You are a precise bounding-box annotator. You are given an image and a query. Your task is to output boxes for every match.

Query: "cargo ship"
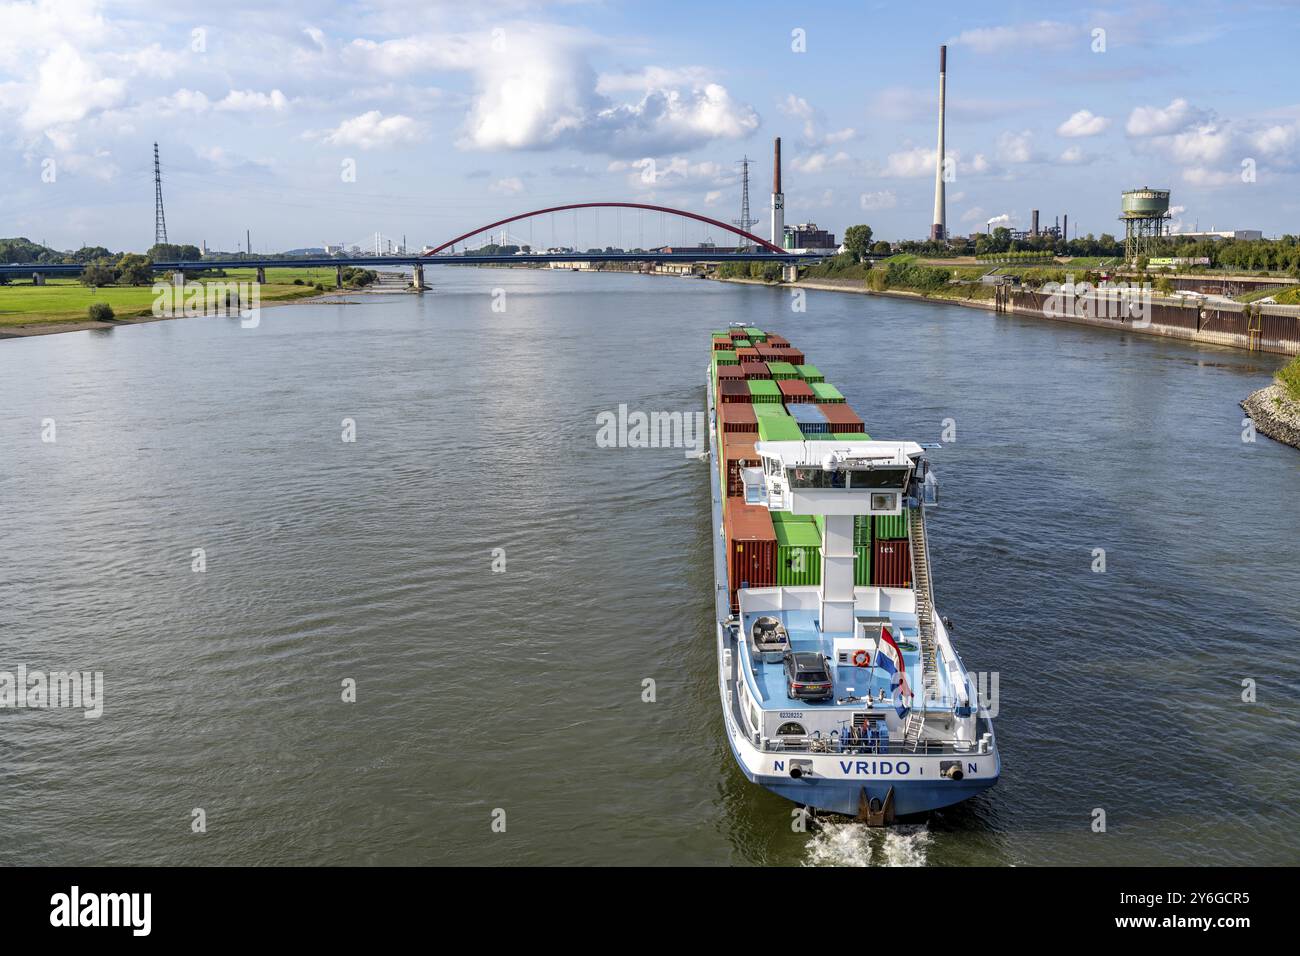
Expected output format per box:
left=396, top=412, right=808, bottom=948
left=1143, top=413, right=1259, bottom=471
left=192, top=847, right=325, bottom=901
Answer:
left=707, top=325, right=999, bottom=822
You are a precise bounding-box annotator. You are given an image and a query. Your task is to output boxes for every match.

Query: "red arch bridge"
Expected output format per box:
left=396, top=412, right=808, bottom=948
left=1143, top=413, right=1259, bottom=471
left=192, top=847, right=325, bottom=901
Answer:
left=2, top=202, right=820, bottom=287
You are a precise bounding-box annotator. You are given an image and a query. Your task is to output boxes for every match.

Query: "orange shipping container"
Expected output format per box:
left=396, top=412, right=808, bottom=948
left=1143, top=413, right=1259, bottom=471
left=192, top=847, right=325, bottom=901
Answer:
left=724, top=498, right=776, bottom=611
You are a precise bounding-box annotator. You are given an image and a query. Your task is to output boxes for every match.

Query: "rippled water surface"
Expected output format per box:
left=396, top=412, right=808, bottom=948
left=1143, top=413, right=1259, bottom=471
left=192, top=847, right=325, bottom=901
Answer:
left=2, top=270, right=1297, bottom=865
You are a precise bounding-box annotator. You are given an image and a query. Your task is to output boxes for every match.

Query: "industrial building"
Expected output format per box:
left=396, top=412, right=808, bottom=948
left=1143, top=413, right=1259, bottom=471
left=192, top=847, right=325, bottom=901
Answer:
left=1171, top=229, right=1263, bottom=242
left=782, top=222, right=838, bottom=255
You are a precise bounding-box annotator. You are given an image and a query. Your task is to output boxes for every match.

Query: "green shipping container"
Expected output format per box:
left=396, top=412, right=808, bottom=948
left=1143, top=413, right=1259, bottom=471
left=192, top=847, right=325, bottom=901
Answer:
left=754, top=402, right=789, bottom=417
left=732, top=338, right=752, bottom=348
left=811, top=382, right=846, bottom=403
left=795, top=364, right=825, bottom=383
left=757, top=414, right=805, bottom=442
left=832, top=431, right=872, bottom=440
left=874, top=510, right=910, bottom=540
left=854, top=546, right=872, bottom=586
left=766, top=361, right=799, bottom=380
left=853, top=515, right=872, bottom=548
left=747, top=380, right=783, bottom=404
left=773, top=515, right=822, bottom=586
left=713, top=350, right=739, bottom=366
left=744, top=326, right=766, bottom=341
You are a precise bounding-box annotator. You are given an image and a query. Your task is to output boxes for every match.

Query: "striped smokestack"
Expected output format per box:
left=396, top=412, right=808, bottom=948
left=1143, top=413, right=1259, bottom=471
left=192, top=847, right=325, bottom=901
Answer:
left=929, top=44, right=947, bottom=242
left=770, top=136, right=784, bottom=247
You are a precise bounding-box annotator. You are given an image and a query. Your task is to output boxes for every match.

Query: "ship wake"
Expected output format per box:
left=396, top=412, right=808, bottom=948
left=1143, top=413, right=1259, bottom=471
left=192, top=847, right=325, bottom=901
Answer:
left=803, top=821, right=932, bottom=867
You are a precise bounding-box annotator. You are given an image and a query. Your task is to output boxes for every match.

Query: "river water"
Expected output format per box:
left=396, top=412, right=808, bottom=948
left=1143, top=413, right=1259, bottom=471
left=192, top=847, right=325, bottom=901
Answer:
left=2, top=270, right=1297, bottom=866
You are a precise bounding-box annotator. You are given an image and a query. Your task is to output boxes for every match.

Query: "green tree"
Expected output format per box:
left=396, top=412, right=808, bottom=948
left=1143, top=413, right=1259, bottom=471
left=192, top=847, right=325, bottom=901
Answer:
left=116, top=253, right=153, bottom=285
left=79, top=259, right=117, bottom=287
left=843, top=224, right=874, bottom=262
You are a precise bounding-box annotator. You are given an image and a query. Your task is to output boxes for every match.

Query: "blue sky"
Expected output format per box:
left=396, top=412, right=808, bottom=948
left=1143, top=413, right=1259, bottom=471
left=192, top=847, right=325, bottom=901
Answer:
left=2, top=0, right=1298, bottom=252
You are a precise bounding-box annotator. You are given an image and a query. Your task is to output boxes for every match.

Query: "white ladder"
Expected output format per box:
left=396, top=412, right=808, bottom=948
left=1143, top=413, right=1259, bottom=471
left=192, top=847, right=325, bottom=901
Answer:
left=909, top=507, right=939, bottom=700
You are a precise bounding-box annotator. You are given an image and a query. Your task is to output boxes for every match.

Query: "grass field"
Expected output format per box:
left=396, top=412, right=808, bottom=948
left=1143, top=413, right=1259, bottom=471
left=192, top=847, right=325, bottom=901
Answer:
left=0, top=268, right=339, bottom=328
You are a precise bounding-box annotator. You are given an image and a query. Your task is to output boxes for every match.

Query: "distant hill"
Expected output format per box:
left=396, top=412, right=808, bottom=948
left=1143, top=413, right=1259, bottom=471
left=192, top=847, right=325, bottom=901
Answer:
left=0, top=237, right=64, bottom=264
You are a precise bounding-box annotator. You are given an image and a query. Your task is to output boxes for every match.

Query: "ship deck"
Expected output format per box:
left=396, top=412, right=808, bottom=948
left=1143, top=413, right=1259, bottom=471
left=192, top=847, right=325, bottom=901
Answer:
left=740, top=607, right=957, bottom=710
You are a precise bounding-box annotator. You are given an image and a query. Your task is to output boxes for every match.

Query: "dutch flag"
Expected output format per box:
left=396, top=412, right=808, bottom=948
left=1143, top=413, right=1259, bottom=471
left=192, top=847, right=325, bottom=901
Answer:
left=874, top=626, right=913, bottom=717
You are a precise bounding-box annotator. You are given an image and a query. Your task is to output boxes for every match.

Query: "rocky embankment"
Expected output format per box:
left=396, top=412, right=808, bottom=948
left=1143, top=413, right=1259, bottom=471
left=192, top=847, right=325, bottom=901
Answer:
left=1242, top=384, right=1300, bottom=450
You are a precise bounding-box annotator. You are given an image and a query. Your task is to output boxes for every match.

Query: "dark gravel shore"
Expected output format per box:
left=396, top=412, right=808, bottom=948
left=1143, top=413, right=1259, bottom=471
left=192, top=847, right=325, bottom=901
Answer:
left=1242, top=383, right=1300, bottom=450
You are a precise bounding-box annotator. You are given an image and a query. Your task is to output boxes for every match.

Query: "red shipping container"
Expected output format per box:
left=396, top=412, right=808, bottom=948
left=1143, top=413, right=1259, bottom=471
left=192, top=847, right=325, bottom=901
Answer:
left=783, top=349, right=805, bottom=366
left=712, top=336, right=733, bottom=351
left=736, top=347, right=760, bottom=363
left=756, top=346, right=783, bottom=363
left=765, top=334, right=790, bottom=347
left=817, top=403, right=865, bottom=430
left=725, top=498, right=776, bottom=610
left=719, top=379, right=752, bottom=404
left=740, top=362, right=771, bottom=380
left=720, top=402, right=758, bottom=434
left=777, top=379, right=815, bottom=403
left=729, top=328, right=749, bottom=340
left=873, top=540, right=913, bottom=588
left=722, top=436, right=759, bottom=495
left=716, top=365, right=745, bottom=381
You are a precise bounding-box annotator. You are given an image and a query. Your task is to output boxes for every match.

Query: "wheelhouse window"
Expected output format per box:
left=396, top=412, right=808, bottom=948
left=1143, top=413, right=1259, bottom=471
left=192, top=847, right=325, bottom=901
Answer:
left=776, top=722, right=807, bottom=737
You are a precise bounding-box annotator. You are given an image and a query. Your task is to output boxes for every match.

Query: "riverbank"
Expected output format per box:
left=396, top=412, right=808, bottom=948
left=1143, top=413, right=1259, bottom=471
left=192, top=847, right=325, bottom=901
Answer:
left=1242, top=384, right=1300, bottom=449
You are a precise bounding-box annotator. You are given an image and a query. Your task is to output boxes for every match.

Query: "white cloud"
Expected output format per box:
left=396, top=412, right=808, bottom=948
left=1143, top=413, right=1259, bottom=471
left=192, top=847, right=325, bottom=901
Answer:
left=996, top=130, right=1039, bottom=164
left=20, top=43, right=124, bottom=132
left=859, top=190, right=897, bottom=211
left=1058, top=145, right=1095, bottom=165
left=1057, top=109, right=1110, bottom=138
left=596, top=66, right=714, bottom=95
left=216, top=89, right=289, bottom=112
left=881, top=146, right=988, bottom=178
left=791, top=151, right=850, bottom=174
left=1126, top=98, right=1204, bottom=137
left=320, top=111, right=426, bottom=149
left=489, top=176, right=524, bottom=195
left=950, top=21, right=1082, bottom=54
left=703, top=189, right=722, bottom=206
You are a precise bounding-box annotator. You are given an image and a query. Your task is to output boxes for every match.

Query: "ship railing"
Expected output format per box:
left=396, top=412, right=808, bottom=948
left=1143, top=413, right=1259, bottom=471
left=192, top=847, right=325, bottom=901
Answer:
left=760, top=736, right=989, bottom=756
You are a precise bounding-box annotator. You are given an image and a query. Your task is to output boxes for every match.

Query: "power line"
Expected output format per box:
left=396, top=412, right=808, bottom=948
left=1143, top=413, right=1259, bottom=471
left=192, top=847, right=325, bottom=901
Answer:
left=153, top=143, right=168, bottom=246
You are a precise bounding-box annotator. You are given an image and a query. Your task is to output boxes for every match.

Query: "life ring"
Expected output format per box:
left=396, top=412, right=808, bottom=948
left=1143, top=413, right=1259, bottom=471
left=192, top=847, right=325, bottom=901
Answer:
left=852, top=649, right=870, bottom=667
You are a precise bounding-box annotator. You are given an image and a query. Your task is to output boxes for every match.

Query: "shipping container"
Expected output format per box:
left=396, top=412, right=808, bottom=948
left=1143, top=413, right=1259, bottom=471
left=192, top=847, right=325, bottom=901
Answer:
left=725, top=498, right=777, bottom=610
left=817, top=403, right=865, bottom=430
left=784, top=349, right=806, bottom=366
left=719, top=379, right=751, bottom=404
left=732, top=338, right=752, bottom=349
left=854, top=545, right=872, bottom=587
left=832, top=431, right=872, bottom=440
left=854, top=514, right=872, bottom=548
left=795, top=364, right=825, bottom=383
left=728, top=328, right=749, bottom=340
left=785, top=402, right=830, bottom=436
left=736, top=347, right=760, bottom=364
left=743, top=327, right=766, bottom=341
left=766, top=361, right=799, bottom=380
left=811, top=382, right=846, bottom=404
left=755, top=346, right=784, bottom=364
left=712, top=336, right=732, bottom=351
left=713, top=349, right=739, bottom=366
left=740, top=361, right=771, bottom=380
left=722, top=436, right=759, bottom=496
left=772, top=513, right=822, bottom=586
left=719, top=402, right=758, bottom=434
left=715, top=364, right=745, bottom=381
left=777, top=379, right=815, bottom=404
left=765, top=333, right=790, bottom=348
left=874, top=509, right=910, bottom=540
left=757, top=413, right=805, bottom=442
left=873, top=539, right=912, bottom=588
left=747, top=379, right=783, bottom=404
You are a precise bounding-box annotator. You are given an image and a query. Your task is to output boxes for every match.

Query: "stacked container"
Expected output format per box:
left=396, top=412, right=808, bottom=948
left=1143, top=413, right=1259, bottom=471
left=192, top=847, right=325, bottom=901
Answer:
left=785, top=402, right=831, bottom=437
left=716, top=365, right=744, bottom=382
left=722, top=437, right=759, bottom=496
left=873, top=539, right=912, bottom=588
left=818, top=403, right=865, bottom=431
left=777, top=379, right=815, bottom=404
left=719, top=380, right=751, bottom=404
left=766, top=361, right=799, bottom=381
left=747, top=380, right=783, bottom=404
left=811, top=382, right=846, bottom=404
left=740, top=362, right=771, bottom=380
left=724, top=498, right=776, bottom=611
left=772, top=513, right=822, bottom=586
left=756, top=412, right=805, bottom=443
left=874, top=510, right=909, bottom=540
left=720, top=402, right=758, bottom=434
left=796, top=364, right=825, bottom=383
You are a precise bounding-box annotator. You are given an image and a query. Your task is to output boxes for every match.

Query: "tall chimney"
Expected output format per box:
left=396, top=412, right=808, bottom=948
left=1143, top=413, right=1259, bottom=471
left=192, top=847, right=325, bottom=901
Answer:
left=771, top=136, right=784, bottom=247
left=1063, top=213, right=1068, bottom=243
left=1031, top=209, right=1040, bottom=238
left=929, top=45, right=947, bottom=242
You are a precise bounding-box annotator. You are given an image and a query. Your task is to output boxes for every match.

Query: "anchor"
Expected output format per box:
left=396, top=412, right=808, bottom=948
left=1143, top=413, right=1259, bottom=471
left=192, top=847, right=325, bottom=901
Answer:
left=857, top=785, right=896, bottom=827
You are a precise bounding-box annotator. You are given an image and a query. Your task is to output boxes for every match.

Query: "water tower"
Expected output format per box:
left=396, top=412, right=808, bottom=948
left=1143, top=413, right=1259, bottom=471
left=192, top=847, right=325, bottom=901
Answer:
left=1120, top=187, right=1171, bottom=263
